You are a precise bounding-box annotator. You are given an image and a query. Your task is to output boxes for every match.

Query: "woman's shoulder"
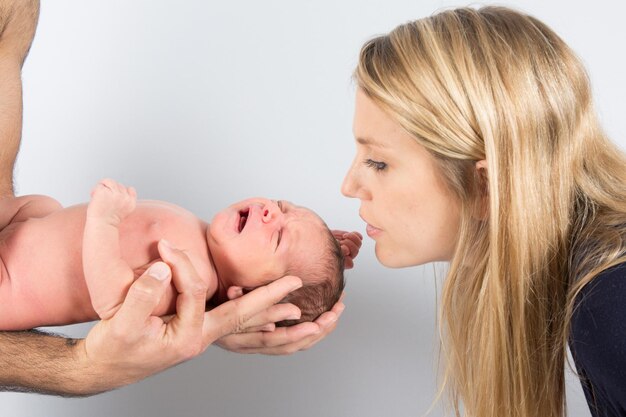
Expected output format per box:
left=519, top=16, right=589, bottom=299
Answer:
left=570, top=261, right=626, bottom=414
left=572, top=262, right=626, bottom=321
left=571, top=261, right=626, bottom=344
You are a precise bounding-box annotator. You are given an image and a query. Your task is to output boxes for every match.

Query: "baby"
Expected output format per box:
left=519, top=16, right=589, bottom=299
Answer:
left=0, top=179, right=345, bottom=330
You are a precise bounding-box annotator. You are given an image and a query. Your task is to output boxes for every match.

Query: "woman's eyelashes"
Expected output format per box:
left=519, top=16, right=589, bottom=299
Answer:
left=364, top=158, right=388, bottom=172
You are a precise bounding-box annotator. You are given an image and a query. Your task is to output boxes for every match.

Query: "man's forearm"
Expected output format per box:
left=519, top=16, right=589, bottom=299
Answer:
left=0, top=330, right=101, bottom=397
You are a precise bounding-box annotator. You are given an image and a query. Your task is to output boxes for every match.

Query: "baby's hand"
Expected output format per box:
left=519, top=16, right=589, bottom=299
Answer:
left=87, top=178, right=137, bottom=225
left=331, top=230, right=363, bottom=269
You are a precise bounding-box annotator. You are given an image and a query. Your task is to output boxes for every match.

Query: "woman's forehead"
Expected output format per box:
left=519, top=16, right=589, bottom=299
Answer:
left=353, top=90, right=418, bottom=152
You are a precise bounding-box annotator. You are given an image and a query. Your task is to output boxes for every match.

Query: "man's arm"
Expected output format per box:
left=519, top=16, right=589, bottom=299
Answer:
left=0, top=330, right=87, bottom=396
left=0, top=0, right=38, bottom=198
left=0, top=244, right=306, bottom=396
left=0, top=0, right=102, bottom=396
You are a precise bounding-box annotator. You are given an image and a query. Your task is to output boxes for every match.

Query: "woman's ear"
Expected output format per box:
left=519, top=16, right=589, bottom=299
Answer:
left=475, top=160, right=487, bottom=173
left=474, top=159, right=489, bottom=219
left=475, top=160, right=488, bottom=196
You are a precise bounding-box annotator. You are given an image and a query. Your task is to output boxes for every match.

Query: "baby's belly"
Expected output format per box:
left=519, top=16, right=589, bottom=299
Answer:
left=0, top=202, right=216, bottom=329
left=0, top=211, right=95, bottom=328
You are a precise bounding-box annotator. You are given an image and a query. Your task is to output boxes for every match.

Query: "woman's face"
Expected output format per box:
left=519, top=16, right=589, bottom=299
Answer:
left=341, top=89, right=461, bottom=267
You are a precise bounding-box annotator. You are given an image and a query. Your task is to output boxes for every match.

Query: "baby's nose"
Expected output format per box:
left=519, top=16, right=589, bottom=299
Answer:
left=261, top=205, right=280, bottom=224
left=262, top=207, right=273, bottom=223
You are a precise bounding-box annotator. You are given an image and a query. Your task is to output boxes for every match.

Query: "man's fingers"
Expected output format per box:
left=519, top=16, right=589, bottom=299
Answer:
left=113, top=262, right=172, bottom=332
left=313, top=309, right=340, bottom=332
left=217, top=322, right=320, bottom=353
left=203, top=275, right=302, bottom=343
left=157, top=240, right=207, bottom=339
left=238, top=302, right=301, bottom=329
left=245, top=323, right=276, bottom=333
left=295, top=302, right=344, bottom=350
left=242, top=300, right=344, bottom=353
left=249, top=311, right=341, bottom=354
left=237, top=325, right=328, bottom=355
left=297, top=321, right=339, bottom=351
left=217, top=295, right=346, bottom=354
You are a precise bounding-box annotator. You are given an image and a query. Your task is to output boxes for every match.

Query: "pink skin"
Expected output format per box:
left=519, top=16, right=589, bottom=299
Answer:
left=207, top=198, right=330, bottom=303
left=342, top=89, right=463, bottom=267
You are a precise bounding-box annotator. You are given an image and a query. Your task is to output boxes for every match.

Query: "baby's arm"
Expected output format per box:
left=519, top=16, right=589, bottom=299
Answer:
left=83, top=179, right=137, bottom=320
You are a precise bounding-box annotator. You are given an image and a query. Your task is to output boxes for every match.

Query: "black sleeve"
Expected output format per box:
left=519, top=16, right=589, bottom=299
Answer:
left=570, top=262, right=626, bottom=416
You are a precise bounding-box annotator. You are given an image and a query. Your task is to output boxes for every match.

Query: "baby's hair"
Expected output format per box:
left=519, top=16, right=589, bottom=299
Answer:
left=276, top=227, right=345, bottom=327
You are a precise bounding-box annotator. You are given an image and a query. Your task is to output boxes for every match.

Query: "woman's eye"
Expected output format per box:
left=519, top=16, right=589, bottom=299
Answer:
left=364, top=158, right=387, bottom=171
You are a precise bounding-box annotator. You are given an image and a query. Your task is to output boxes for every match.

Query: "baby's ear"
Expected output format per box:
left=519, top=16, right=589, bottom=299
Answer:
left=226, top=286, right=245, bottom=300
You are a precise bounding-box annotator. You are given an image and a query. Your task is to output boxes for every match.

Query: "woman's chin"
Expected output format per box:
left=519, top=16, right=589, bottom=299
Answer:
left=375, top=246, right=405, bottom=268
left=375, top=245, right=430, bottom=268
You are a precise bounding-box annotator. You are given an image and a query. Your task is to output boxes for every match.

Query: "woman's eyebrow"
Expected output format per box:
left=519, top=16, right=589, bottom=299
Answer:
left=356, top=136, right=388, bottom=148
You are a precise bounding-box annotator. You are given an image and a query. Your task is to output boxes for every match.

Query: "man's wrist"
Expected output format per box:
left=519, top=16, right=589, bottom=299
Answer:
left=63, top=338, right=108, bottom=397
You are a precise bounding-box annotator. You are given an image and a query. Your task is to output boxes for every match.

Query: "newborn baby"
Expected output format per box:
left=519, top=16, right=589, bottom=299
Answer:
left=0, top=179, right=345, bottom=330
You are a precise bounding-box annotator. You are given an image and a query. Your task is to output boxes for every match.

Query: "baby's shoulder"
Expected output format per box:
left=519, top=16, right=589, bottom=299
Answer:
left=0, top=194, right=62, bottom=229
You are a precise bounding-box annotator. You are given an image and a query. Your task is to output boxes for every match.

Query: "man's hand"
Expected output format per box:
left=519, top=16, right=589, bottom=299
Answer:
left=214, top=293, right=345, bottom=355
left=73, top=240, right=304, bottom=394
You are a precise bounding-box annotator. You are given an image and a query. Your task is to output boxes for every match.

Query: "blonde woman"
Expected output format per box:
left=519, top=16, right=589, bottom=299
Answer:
left=343, top=6, right=625, bottom=417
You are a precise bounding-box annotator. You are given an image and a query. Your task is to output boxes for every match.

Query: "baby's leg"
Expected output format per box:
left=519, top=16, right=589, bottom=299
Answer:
left=83, top=179, right=137, bottom=320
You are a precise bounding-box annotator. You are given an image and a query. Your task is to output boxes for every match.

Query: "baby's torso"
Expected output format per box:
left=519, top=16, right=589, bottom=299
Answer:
left=0, top=200, right=217, bottom=328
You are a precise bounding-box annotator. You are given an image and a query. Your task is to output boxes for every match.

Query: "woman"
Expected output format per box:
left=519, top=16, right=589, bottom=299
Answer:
left=342, top=6, right=626, bottom=417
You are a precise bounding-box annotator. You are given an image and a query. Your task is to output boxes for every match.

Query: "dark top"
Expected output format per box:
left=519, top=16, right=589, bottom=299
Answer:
left=570, top=262, right=626, bottom=416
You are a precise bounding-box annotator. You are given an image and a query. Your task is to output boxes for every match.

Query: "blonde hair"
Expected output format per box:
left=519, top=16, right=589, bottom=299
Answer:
left=355, top=6, right=626, bottom=417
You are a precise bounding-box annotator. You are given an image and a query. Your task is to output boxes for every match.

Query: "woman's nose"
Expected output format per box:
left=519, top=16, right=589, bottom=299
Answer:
left=341, top=162, right=360, bottom=198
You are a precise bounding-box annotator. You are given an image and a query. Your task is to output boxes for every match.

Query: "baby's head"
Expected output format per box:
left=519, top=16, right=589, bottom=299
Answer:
left=207, top=198, right=345, bottom=325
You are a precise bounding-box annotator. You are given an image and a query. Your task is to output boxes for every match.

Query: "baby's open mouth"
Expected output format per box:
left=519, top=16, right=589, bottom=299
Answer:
left=238, top=208, right=250, bottom=233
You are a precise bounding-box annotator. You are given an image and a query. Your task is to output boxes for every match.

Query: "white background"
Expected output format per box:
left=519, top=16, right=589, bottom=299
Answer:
left=3, top=1, right=625, bottom=416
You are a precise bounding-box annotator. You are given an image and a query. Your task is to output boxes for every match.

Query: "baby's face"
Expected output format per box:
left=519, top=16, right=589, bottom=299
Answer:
left=207, top=198, right=329, bottom=289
